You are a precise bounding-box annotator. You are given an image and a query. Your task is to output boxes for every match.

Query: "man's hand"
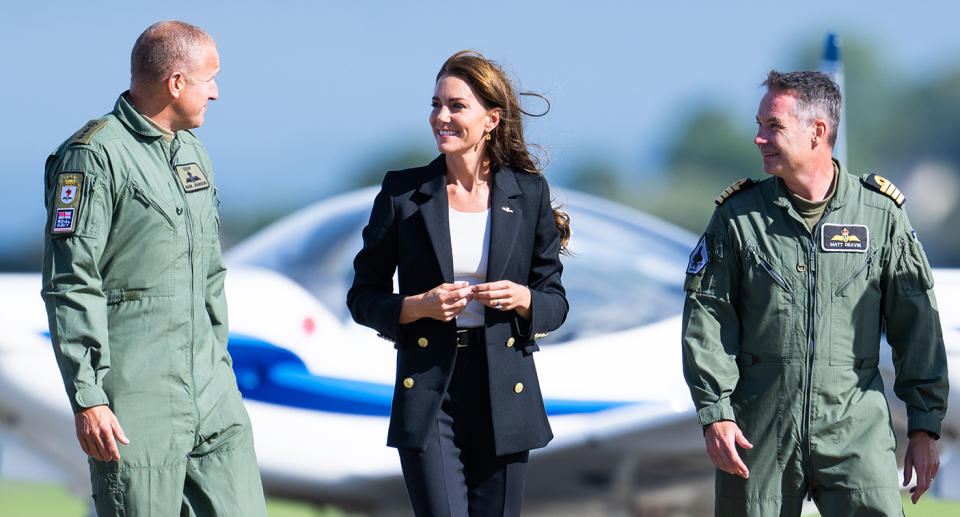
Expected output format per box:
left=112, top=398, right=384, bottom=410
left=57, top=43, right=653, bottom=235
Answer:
left=705, top=420, right=752, bottom=479
left=75, top=405, right=129, bottom=462
left=903, top=431, right=939, bottom=504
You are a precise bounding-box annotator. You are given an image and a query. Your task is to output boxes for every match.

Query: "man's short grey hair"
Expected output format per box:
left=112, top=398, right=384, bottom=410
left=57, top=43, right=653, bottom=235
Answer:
left=763, top=70, right=842, bottom=147
left=131, top=21, right=215, bottom=86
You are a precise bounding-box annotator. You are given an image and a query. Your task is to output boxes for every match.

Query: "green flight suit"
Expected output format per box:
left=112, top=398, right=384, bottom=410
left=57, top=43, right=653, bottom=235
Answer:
left=41, top=93, right=266, bottom=516
left=682, top=160, right=948, bottom=517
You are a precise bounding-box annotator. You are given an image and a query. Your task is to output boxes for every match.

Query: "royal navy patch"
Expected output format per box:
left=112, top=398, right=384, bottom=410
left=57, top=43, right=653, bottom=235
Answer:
left=686, top=235, right=709, bottom=274
left=175, top=163, right=210, bottom=192
left=821, top=223, right=869, bottom=253
left=715, top=178, right=755, bottom=205
left=863, top=174, right=905, bottom=207
left=69, top=119, right=107, bottom=146
left=51, top=172, right=84, bottom=235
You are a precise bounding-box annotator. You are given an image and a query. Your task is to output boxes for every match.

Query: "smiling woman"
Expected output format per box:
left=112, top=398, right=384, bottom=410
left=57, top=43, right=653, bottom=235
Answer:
left=346, top=50, right=570, bottom=517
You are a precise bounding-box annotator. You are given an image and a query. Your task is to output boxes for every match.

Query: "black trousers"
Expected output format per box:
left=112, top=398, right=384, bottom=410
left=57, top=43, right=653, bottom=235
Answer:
left=398, top=341, right=529, bottom=517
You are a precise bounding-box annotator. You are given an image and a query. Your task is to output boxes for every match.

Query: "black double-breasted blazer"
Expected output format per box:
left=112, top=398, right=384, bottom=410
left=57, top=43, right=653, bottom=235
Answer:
left=347, top=155, right=568, bottom=456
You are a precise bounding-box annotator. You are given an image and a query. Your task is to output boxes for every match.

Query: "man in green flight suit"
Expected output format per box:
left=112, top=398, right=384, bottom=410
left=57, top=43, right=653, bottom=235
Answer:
left=682, top=70, right=948, bottom=516
left=41, top=21, right=267, bottom=516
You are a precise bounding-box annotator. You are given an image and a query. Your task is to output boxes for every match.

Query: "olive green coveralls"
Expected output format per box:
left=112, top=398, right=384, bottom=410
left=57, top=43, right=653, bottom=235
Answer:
left=682, top=161, right=948, bottom=516
left=41, top=93, right=266, bottom=516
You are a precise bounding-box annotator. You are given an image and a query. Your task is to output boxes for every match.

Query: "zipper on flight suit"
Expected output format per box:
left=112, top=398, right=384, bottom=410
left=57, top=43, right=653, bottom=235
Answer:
left=751, top=248, right=790, bottom=291
left=800, top=211, right=830, bottom=501
left=131, top=183, right=175, bottom=227
left=165, top=139, right=202, bottom=442
left=835, top=250, right=877, bottom=296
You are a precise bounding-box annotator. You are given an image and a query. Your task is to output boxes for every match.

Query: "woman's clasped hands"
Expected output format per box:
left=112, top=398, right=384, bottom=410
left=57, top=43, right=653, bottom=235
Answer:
left=400, top=281, right=531, bottom=323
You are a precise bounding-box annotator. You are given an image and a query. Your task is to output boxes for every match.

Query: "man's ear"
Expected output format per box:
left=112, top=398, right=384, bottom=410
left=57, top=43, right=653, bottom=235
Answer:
left=812, top=118, right=828, bottom=148
left=167, top=72, right=186, bottom=99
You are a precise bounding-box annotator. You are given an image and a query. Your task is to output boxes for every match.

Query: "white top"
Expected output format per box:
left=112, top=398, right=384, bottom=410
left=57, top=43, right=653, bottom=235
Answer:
left=448, top=206, right=491, bottom=328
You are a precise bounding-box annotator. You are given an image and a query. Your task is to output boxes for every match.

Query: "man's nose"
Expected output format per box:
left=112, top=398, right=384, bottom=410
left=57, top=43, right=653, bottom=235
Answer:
left=209, top=81, right=219, bottom=101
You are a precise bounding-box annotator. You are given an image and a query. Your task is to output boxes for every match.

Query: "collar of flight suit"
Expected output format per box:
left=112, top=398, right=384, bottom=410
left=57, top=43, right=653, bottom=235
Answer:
left=771, top=157, right=853, bottom=214
left=113, top=91, right=171, bottom=141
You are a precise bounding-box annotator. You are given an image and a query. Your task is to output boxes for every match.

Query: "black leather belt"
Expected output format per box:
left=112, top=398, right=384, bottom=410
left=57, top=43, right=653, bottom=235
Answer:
left=456, top=328, right=484, bottom=348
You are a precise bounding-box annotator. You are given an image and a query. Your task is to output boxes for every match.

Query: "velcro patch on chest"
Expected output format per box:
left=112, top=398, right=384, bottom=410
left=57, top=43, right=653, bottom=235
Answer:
left=821, top=223, right=869, bottom=253
left=175, top=163, right=210, bottom=192
left=51, top=172, right=84, bottom=235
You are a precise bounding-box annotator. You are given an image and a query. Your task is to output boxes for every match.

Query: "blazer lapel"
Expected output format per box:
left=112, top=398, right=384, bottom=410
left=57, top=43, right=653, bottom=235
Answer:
left=486, top=167, right=522, bottom=281
left=415, top=157, right=454, bottom=283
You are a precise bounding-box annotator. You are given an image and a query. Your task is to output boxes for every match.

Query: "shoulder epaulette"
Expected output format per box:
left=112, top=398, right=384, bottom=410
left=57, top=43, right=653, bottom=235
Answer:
left=862, top=174, right=905, bottom=207
left=715, top=178, right=756, bottom=205
left=69, top=118, right=108, bottom=146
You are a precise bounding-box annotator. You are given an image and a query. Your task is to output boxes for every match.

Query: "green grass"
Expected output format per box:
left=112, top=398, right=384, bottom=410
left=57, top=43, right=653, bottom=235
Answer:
left=0, top=481, right=85, bottom=517
left=5, top=480, right=959, bottom=516
left=805, top=494, right=960, bottom=517
left=0, top=480, right=363, bottom=517
left=265, top=500, right=363, bottom=517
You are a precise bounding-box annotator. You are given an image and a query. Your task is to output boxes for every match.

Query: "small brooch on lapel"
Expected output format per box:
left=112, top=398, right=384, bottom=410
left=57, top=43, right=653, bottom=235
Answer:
left=501, top=206, right=514, bottom=213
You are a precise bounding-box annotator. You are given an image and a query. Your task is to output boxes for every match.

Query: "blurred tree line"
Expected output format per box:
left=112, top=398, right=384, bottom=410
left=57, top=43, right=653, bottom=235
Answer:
left=567, top=38, right=960, bottom=266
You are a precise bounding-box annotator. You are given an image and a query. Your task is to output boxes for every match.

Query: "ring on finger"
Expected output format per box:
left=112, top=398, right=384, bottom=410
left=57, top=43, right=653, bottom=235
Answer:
left=494, top=298, right=503, bottom=310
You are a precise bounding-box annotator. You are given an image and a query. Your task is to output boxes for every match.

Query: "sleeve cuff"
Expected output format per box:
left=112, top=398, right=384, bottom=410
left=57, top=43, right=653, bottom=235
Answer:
left=374, top=294, right=406, bottom=343
left=697, top=401, right=736, bottom=426
left=908, top=413, right=942, bottom=440
left=72, top=385, right=109, bottom=413
left=512, top=315, right=532, bottom=339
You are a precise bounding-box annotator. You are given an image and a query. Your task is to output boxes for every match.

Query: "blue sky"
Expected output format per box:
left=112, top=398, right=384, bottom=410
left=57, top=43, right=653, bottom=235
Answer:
left=4, top=1, right=960, bottom=261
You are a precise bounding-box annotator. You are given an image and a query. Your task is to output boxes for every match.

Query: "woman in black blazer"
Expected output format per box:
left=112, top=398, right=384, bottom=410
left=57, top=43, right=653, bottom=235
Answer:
left=347, top=50, right=569, bottom=516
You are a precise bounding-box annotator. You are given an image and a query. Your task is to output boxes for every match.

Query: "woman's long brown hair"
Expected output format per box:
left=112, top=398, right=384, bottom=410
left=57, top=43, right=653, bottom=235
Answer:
left=436, top=50, right=571, bottom=253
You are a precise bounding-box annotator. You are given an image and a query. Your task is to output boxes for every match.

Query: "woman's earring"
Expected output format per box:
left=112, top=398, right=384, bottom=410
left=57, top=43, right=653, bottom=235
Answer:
left=485, top=132, right=491, bottom=141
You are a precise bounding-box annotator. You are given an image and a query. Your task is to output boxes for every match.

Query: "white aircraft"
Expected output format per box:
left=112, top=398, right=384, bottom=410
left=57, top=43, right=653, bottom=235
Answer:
left=1, top=187, right=958, bottom=515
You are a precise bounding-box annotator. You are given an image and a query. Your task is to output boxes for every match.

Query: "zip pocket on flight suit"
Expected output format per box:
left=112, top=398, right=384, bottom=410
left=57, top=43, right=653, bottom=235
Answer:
left=131, top=183, right=175, bottom=227
left=750, top=247, right=790, bottom=292
left=101, top=183, right=176, bottom=302
left=835, top=250, right=878, bottom=296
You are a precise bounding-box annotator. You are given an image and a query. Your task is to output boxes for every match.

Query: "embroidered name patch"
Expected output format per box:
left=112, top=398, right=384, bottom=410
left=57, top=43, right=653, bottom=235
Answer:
left=686, top=235, right=709, bottom=274
left=51, top=172, right=84, bottom=235
left=175, top=163, right=209, bottom=192
left=821, top=223, right=869, bottom=253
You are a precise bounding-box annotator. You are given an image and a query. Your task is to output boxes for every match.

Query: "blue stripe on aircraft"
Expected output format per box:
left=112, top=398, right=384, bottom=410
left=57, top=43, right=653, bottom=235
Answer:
left=40, top=331, right=635, bottom=416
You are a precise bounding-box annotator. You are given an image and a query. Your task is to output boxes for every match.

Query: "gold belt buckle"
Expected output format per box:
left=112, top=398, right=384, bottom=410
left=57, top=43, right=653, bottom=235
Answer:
left=456, top=329, right=469, bottom=348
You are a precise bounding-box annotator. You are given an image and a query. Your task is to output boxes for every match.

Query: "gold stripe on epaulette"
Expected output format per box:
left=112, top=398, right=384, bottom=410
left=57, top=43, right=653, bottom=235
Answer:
left=715, top=178, right=753, bottom=205
left=533, top=333, right=548, bottom=339
left=871, top=174, right=906, bottom=207
left=69, top=119, right=107, bottom=145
